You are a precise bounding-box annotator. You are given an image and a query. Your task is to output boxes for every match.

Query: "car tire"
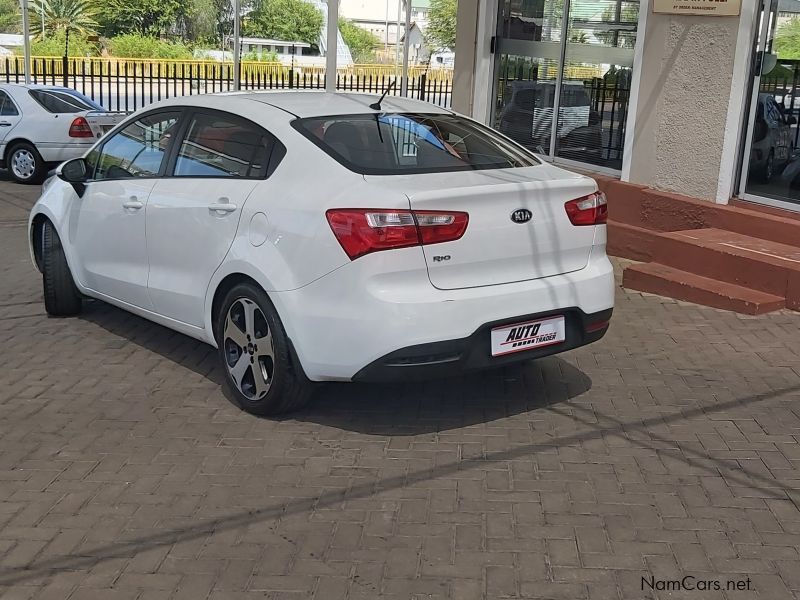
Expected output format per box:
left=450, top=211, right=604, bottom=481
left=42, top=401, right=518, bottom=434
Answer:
left=216, top=283, right=313, bottom=416
left=7, top=142, right=47, bottom=185
left=41, top=220, right=82, bottom=316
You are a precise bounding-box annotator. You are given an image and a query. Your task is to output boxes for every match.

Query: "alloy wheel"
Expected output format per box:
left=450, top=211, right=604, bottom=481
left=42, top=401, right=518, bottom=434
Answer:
left=223, top=298, right=275, bottom=400
left=11, top=149, right=35, bottom=181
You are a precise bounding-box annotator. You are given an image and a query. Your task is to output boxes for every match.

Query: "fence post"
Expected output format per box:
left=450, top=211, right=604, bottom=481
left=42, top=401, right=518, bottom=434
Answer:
left=419, top=72, right=426, bottom=102
left=62, top=55, right=68, bottom=87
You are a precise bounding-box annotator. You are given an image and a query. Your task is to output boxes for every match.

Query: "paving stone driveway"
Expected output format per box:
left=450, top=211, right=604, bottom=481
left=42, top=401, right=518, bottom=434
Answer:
left=1, top=178, right=800, bottom=600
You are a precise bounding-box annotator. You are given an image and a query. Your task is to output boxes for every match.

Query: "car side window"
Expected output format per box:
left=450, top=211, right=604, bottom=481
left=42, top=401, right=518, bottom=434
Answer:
left=92, top=112, right=180, bottom=180
left=174, top=112, right=272, bottom=178
left=0, top=91, right=19, bottom=116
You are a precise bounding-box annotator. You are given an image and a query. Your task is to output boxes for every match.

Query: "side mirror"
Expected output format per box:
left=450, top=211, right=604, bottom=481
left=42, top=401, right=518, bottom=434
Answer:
left=57, top=158, right=87, bottom=197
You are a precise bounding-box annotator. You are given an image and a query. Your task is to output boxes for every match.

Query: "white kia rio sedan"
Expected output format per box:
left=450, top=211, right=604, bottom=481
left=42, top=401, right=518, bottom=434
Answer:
left=28, top=91, right=614, bottom=415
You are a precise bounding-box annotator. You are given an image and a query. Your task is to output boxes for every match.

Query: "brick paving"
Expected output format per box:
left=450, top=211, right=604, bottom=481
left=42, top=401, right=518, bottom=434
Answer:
left=0, top=177, right=799, bottom=599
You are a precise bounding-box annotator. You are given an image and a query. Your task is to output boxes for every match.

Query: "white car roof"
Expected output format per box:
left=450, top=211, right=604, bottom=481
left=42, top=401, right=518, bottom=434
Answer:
left=0, top=83, right=79, bottom=91
left=156, top=90, right=453, bottom=118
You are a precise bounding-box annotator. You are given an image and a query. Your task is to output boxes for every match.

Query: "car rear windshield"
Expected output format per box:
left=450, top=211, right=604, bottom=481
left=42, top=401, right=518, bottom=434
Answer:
left=29, top=89, right=104, bottom=113
left=293, top=113, right=540, bottom=175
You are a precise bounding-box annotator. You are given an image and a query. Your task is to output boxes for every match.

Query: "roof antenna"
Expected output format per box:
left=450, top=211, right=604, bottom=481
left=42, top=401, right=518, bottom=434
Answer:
left=369, top=79, right=397, bottom=111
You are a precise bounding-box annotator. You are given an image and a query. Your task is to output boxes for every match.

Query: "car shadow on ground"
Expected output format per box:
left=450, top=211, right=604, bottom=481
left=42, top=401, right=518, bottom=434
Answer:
left=80, top=299, right=592, bottom=434
left=299, top=360, right=591, bottom=435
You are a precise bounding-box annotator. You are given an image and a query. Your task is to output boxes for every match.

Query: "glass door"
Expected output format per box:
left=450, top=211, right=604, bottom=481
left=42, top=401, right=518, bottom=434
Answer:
left=740, top=0, right=800, bottom=209
left=492, top=0, right=638, bottom=171
left=493, top=0, right=565, bottom=156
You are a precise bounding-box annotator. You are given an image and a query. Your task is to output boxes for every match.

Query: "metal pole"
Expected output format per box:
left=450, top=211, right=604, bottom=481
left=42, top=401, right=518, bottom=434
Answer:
left=20, top=0, right=31, bottom=84
left=394, top=0, right=401, bottom=87
left=384, top=0, right=389, bottom=50
left=233, top=0, right=241, bottom=91
left=549, top=0, right=570, bottom=158
left=325, top=0, right=338, bottom=92
left=401, top=0, right=410, bottom=96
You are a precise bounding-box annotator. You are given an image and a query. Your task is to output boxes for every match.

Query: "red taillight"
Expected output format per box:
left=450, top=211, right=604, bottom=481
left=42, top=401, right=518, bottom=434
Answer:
left=68, top=116, right=94, bottom=138
left=565, top=192, right=608, bottom=226
left=326, top=209, right=469, bottom=260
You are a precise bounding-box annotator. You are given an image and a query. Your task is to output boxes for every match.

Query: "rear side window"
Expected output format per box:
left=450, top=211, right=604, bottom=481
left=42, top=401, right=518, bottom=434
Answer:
left=0, top=91, right=18, bottom=116
left=29, top=89, right=103, bottom=113
left=293, top=113, right=540, bottom=175
left=174, top=112, right=272, bottom=178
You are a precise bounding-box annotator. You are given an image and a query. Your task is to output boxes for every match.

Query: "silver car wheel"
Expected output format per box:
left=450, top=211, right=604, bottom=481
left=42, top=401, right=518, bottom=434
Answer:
left=223, top=297, right=275, bottom=400
left=11, top=148, right=36, bottom=181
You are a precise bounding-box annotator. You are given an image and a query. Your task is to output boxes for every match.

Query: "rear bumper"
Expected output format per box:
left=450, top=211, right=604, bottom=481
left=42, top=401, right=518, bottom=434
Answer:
left=353, top=307, right=612, bottom=382
left=270, top=242, right=614, bottom=382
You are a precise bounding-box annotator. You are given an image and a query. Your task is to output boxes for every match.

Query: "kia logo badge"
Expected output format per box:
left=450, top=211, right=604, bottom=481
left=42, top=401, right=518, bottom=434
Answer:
left=510, top=209, right=533, bottom=224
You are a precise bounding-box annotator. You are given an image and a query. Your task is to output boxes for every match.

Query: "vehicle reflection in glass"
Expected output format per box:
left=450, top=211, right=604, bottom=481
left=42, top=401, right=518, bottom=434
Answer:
left=497, top=80, right=602, bottom=162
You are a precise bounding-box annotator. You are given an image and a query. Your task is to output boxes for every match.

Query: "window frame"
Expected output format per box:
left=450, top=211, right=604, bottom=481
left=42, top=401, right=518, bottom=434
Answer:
left=87, top=108, right=187, bottom=183
left=0, top=90, right=19, bottom=117
left=291, top=112, right=542, bottom=176
left=163, top=108, right=285, bottom=181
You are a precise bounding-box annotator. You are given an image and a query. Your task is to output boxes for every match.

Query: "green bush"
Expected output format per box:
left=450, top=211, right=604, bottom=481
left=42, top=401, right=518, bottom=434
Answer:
left=109, top=34, right=192, bottom=59
left=242, top=50, right=280, bottom=62
left=339, top=20, right=379, bottom=63
left=18, top=31, right=99, bottom=56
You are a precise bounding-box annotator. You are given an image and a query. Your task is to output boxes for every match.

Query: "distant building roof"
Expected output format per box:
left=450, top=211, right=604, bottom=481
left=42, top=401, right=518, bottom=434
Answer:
left=240, top=37, right=312, bottom=48
left=0, top=34, right=25, bottom=47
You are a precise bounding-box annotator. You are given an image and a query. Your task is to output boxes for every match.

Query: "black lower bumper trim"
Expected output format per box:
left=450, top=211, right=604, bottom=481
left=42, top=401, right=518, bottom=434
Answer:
left=352, top=307, right=612, bottom=382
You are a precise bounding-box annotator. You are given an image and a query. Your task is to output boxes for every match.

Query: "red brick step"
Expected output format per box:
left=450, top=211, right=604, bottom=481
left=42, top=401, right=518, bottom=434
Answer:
left=622, top=263, right=786, bottom=315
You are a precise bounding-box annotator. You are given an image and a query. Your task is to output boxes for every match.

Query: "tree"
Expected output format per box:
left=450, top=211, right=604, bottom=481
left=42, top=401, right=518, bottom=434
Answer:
left=244, top=0, right=323, bottom=47
left=180, top=0, right=232, bottom=45
left=425, top=0, right=456, bottom=51
left=23, top=30, right=98, bottom=55
left=0, top=0, right=20, bottom=33
left=776, top=17, right=800, bottom=60
left=339, top=19, right=379, bottom=63
left=99, top=0, right=190, bottom=37
left=593, top=2, right=639, bottom=49
left=31, top=0, right=98, bottom=39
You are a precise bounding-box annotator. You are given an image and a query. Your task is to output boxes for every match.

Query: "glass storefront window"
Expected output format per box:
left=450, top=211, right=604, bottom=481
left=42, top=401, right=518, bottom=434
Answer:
left=493, top=0, right=638, bottom=171
left=741, top=0, right=800, bottom=207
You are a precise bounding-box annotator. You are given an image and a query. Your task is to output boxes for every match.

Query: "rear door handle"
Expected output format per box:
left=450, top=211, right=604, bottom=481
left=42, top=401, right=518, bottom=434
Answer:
left=207, top=202, right=237, bottom=214
left=0, top=122, right=11, bottom=127
left=123, top=198, right=143, bottom=210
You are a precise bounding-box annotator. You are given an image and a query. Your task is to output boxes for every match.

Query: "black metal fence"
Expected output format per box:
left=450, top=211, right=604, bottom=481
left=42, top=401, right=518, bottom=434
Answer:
left=0, top=56, right=453, bottom=112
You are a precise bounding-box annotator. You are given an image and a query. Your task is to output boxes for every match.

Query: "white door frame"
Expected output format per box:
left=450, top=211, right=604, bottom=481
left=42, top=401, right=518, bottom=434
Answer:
left=620, top=0, right=649, bottom=181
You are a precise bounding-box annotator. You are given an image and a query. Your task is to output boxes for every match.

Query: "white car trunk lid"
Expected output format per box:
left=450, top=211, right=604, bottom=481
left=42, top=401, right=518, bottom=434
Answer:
left=84, top=111, right=127, bottom=137
left=366, top=166, right=598, bottom=290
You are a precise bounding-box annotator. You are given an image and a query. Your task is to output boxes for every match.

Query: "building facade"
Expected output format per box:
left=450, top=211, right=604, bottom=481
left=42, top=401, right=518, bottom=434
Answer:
left=453, top=0, right=800, bottom=212
left=340, top=0, right=430, bottom=48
